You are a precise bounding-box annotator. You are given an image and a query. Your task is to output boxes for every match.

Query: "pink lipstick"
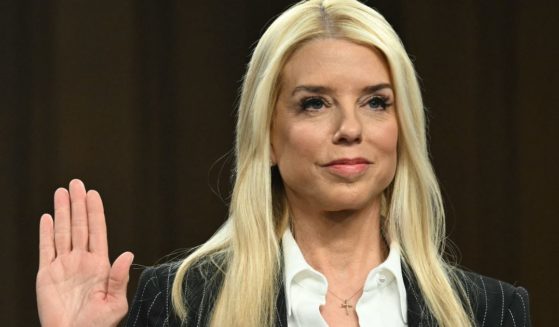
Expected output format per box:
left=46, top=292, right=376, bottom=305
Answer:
left=323, top=158, right=371, bottom=177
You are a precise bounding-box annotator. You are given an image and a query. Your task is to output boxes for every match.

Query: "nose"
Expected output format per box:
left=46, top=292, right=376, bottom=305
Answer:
left=332, top=105, right=362, bottom=145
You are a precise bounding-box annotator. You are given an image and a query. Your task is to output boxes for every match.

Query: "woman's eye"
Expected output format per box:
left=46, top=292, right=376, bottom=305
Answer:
left=367, top=96, right=390, bottom=110
left=300, top=97, right=326, bottom=110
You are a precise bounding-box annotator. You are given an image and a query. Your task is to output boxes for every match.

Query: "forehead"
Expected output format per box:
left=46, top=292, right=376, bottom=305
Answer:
left=280, top=38, right=391, bottom=88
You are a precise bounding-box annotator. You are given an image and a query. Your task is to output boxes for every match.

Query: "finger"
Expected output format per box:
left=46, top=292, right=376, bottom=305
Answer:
left=39, top=214, right=55, bottom=269
left=53, top=188, right=71, bottom=255
left=107, top=252, right=134, bottom=298
left=86, top=190, right=108, bottom=256
left=69, top=179, right=88, bottom=251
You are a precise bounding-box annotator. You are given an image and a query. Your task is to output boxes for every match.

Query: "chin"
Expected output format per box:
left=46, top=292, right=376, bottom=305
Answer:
left=318, top=191, right=380, bottom=212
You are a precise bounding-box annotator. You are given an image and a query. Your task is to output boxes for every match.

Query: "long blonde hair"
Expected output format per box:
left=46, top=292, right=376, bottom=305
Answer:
left=171, top=1, right=474, bottom=326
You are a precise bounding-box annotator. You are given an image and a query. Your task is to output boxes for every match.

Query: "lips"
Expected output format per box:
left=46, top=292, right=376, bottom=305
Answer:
left=324, top=158, right=371, bottom=166
left=323, top=158, right=371, bottom=177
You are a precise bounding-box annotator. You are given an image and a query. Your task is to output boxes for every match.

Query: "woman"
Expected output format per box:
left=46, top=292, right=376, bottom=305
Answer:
left=36, top=0, right=530, bottom=326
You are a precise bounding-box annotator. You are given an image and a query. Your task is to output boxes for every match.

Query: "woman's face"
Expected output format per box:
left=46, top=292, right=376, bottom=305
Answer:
left=271, top=38, right=398, bottom=213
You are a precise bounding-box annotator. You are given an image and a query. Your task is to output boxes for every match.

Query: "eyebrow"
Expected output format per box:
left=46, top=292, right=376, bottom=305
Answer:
left=291, top=83, right=393, bottom=96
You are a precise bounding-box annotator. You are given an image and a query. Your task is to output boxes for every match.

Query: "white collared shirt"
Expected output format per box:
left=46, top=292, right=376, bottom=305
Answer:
left=282, top=229, right=407, bottom=327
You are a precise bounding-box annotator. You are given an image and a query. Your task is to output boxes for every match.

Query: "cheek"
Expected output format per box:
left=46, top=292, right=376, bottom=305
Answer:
left=383, top=121, right=399, bottom=178
left=371, top=118, right=399, bottom=155
left=369, top=120, right=399, bottom=190
left=275, top=122, right=326, bottom=162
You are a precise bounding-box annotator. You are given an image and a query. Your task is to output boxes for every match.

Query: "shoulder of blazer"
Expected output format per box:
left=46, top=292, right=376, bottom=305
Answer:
left=125, top=260, right=224, bottom=327
left=404, top=267, right=531, bottom=327
left=460, top=270, right=531, bottom=327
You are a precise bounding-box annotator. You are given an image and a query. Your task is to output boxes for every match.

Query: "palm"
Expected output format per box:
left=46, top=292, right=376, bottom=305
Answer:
left=37, top=180, right=133, bottom=327
left=37, top=252, right=115, bottom=326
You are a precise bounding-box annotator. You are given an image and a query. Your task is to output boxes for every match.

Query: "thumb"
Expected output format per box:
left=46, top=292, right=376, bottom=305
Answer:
left=107, top=251, right=134, bottom=298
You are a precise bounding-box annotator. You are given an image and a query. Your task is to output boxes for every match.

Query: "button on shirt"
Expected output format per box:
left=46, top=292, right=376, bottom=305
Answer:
left=282, top=229, right=407, bottom=327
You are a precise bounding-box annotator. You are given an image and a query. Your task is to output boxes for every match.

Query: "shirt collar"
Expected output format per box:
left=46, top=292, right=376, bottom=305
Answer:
left=367, top=241, right=408, bottom=323
left=282, top=228, right=408, bottom=323
left=282, top=228, right=324, bottom=318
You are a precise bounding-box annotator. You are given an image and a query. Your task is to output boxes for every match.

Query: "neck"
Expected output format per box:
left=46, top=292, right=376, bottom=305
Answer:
left=289, top=199, right=388, bottom=292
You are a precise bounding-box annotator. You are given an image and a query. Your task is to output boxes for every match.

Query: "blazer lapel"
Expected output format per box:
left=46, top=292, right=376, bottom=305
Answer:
left=275, top=280, right=288, bottom=327
left=403, top=268, right=436, bottom=326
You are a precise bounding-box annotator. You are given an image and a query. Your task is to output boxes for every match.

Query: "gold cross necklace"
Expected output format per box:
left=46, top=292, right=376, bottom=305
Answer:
left=327, top=287, right=363, bottom=315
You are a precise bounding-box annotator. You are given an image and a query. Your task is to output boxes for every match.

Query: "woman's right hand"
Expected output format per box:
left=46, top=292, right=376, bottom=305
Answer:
left=36, top=179, right=134, bottom=327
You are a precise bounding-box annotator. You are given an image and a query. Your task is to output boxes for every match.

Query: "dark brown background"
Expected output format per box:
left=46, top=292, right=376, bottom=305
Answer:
left=1, top=1, right=558, bottom=325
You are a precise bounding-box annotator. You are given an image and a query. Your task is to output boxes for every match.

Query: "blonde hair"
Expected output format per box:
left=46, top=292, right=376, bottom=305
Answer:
left=172, top=0, right=474, bottom=326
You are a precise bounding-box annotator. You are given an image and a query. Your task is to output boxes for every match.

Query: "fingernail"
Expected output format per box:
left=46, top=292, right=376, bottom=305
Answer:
left=70, top=179, right=84, bottom=188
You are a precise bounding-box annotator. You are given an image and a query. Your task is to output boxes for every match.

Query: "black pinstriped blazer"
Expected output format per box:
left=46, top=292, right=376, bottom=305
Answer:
left=126, top=261, right=531, bottom=327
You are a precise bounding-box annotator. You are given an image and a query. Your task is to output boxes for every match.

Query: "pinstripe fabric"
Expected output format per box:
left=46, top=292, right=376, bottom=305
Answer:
left=404, top=269, right=531, bottom=327
left=126, top=262, right=530, bottom=327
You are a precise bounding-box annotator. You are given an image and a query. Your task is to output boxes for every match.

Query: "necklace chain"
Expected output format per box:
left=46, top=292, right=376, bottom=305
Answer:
left=325, top=232, right=387, bottom=316
left=327, top=287, right=363, bottom=315
left=327, top=287, right=362, bottom=303
left=290, top=226, right=390, bottom=316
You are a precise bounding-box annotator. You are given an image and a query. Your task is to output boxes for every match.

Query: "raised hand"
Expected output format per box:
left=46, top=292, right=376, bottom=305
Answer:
left=36, top=179, right=134, bottom=327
